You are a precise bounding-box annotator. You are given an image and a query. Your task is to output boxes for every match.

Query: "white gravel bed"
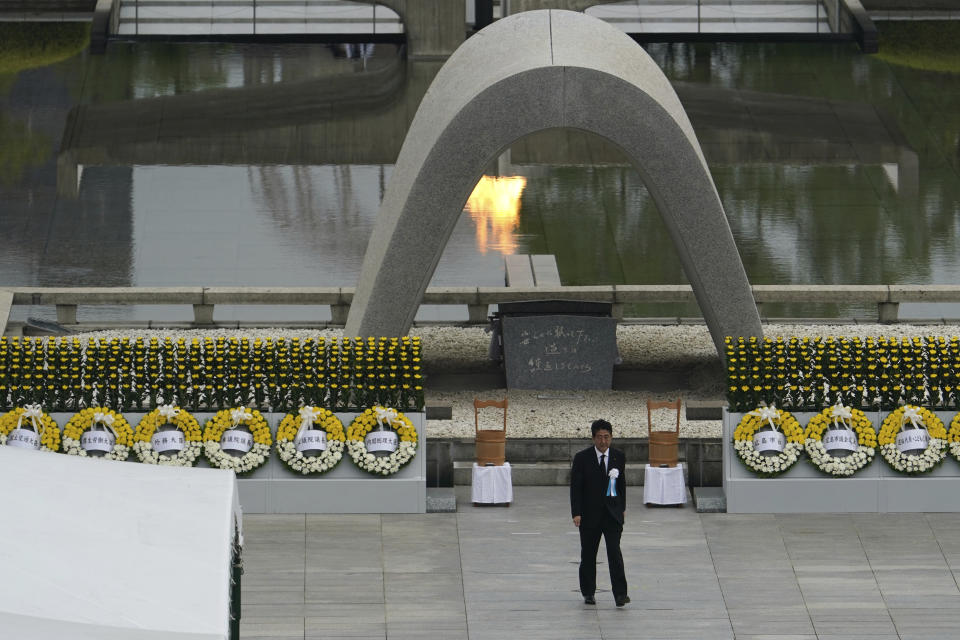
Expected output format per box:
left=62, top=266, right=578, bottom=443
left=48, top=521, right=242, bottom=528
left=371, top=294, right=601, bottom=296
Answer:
left=67, top=323, right=960, bottom=440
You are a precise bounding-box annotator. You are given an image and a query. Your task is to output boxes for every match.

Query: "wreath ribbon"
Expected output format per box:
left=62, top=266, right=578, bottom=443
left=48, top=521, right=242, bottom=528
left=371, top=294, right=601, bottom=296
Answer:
left=231, top=408, right=252, bottom=427
left=158, top=404, right=179, bottom=422
left=16, top=404, right=44, bottom=434
left=901, top=406, right=923, bottom=431
left=749, top=406, right=781, bottom=431
left=374, top=407, right=399, bottom=428
left=831, top=403, right=853, bottom=430
left=297, top=407, right=320, bottom=440
left=92, top=411, right=117, bottom=438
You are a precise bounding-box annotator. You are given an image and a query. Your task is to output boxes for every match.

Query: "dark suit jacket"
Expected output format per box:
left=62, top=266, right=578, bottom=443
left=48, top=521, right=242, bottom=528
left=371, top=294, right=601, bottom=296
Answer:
left=570, top=445, right=626, bottom=526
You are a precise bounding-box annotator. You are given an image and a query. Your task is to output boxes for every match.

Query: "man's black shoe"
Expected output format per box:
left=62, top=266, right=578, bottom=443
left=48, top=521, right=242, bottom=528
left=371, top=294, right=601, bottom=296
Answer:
left=584, top=596, right=596, bottom=605
left=615, top=595, right=631, bottom=607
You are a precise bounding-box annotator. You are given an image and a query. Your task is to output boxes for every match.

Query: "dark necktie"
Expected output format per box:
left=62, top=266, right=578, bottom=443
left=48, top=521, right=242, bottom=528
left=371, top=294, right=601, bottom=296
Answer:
left=600, top=453, right=606, bottom=477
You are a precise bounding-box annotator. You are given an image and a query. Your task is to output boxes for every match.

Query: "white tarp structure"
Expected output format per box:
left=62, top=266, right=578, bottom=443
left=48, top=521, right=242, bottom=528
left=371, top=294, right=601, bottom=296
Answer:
left=0, top=446, right=241, bottom=640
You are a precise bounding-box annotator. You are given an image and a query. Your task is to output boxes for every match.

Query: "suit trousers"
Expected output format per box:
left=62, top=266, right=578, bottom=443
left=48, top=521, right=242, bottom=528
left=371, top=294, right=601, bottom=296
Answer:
left=578, top=511, right=627, bottom=598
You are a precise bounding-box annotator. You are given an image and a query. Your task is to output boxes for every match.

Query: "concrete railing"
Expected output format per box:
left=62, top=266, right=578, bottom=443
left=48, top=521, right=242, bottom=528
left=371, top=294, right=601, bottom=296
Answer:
left=2, top=284, right=959, bottom=335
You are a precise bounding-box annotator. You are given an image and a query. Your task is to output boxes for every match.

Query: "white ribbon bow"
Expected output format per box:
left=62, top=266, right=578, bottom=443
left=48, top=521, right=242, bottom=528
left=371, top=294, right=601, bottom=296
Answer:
left=158, top=404, right=179, bottom=422
left=297, top=406, right=321, bottom=439
left=901, top=406, right=923, bottom=431
left=231, top=408, right=252, bottom=426
left=748, top=405, right=781, bottom=431
left=374, top=407, right=398, bottom=428
left=608, top=468, right=619, bottom=479
left=831, top=402, right=853, bottom=430
left=93, top=411, right=117, bottom=437
left=17, top=404, right=44, bottom=434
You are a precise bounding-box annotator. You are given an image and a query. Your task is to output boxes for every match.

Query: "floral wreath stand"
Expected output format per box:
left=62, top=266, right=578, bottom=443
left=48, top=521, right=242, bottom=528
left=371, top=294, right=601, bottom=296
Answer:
left=723, top=408, right=960, bottom=514
left=44, top=409, right=426, bottom=513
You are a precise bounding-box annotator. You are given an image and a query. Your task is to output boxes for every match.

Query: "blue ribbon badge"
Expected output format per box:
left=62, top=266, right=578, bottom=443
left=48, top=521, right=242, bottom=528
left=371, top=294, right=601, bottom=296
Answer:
left=606, top=468, right=619, bottom=497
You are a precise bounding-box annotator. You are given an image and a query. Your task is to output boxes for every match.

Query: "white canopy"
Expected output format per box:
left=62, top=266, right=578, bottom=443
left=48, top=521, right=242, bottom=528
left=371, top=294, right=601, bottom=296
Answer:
left=0, top=446, right=241, bottom=640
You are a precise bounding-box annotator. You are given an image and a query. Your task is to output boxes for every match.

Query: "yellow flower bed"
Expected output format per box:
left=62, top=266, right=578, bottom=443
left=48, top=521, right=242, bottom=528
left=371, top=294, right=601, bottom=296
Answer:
left=203, top=407, right=272, bottom=474
left=276, top=407, right=346, bottom=474
left=0, top=406, right=60, bottom=451
left=346, top=406, right=418, bottom=475
left=134, top=405, right=203, bottom=466
left=63, top=407, right=133, bottom=461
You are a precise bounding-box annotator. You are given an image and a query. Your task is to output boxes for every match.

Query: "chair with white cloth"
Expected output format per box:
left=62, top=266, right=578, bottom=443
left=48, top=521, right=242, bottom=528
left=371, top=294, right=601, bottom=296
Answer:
left=472, top=397, right=512, bottom=505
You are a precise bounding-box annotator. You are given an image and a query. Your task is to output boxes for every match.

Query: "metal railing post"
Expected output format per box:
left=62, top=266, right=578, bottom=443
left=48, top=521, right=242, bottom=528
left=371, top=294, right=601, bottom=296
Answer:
left=193, top=304, right=215, bottom=325
left=330, top=304, right=350, bottom=325
left=878, top=302, right=899, bottom=324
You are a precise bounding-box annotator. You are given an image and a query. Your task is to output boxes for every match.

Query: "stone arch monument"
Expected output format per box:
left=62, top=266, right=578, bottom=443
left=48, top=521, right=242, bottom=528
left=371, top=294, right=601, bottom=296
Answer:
left=344, top=9, right=763, bottom=355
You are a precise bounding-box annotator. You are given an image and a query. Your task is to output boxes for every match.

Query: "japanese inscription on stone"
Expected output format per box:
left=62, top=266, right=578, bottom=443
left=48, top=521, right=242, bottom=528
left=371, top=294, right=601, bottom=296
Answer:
left=502, top=315, right=616, bottom=390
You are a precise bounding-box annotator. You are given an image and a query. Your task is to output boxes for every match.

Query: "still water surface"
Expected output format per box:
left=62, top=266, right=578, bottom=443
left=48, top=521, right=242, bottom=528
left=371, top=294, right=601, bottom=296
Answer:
left=1, top=40, right=959, bottom=322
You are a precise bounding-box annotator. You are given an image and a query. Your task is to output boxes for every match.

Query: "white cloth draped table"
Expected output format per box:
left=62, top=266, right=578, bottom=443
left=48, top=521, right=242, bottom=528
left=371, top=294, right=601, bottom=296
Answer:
left=471, top=462, right=513, bottom=504
left=643, top=463, right=687, bottom=505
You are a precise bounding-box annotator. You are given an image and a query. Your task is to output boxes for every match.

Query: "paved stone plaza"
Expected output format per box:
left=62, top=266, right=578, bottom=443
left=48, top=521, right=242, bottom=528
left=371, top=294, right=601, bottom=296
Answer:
left=241, top=486, right=960, bottom=639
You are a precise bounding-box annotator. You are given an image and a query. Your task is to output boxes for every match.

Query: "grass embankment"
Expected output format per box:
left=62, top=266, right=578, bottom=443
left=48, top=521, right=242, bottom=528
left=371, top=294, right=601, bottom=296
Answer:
left=0, top=23, right=89, bottom=75
left=874, top=21, right=960, bottom=73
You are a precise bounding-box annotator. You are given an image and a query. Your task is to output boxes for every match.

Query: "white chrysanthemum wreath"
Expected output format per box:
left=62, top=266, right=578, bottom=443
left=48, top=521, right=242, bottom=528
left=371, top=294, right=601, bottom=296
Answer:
left=878, top=405, right=946, bottom=475
left=346, top=406, right=418, bottom=476
left=804, top=403, right=877, bottom=477
left=0, top=405, right=60, bottom=452
left=134, top=405, right=203, bottom=466
left=203, top=407, right=272, bottom=474
left=276, top=406, right=346, bottom=475
left=733, top=406, right=804, bottom=478
left=63, top=407, right=132, bottom=461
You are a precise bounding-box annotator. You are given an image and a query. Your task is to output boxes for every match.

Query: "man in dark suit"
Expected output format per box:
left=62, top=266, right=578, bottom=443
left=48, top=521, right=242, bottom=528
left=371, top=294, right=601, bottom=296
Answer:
left=570, top=419, right=629, bottom=606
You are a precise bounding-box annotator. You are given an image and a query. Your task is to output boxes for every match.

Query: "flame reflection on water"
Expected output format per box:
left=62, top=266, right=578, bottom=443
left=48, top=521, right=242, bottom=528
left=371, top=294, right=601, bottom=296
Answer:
left=465, top=175, right=527, bottom=255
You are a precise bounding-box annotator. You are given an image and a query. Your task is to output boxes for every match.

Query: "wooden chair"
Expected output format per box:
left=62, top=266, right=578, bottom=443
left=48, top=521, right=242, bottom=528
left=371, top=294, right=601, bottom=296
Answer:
left=474, top=397, right=507, bottom=465
left=647, top=398, right=681, bottom=467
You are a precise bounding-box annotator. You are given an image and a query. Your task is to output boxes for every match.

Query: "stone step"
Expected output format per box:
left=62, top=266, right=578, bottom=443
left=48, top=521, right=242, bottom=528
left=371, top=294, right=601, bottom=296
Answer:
left=453, top=461, right=689, bottom=487
left=426, top=487, right=456, bottom=513
left=693, top=486, right=727, bottom=513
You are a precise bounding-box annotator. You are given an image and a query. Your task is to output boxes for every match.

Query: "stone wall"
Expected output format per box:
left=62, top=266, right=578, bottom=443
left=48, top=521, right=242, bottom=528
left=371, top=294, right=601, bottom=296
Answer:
left=426, top=437, right=724, bottom=488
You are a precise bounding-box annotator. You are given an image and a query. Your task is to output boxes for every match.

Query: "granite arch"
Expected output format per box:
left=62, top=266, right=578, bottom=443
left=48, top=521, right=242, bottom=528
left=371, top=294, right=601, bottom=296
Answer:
left=344, top=10, right=762, bottom=355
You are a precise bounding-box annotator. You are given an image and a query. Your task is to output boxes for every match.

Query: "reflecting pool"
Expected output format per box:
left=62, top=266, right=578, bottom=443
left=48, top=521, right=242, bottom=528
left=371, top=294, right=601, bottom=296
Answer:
left=1, top=36, right=959, bottom=322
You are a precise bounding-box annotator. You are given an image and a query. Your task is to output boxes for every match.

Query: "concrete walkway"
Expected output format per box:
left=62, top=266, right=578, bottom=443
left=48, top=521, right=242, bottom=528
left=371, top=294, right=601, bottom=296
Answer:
left=241, top=486, right=960, bottom=639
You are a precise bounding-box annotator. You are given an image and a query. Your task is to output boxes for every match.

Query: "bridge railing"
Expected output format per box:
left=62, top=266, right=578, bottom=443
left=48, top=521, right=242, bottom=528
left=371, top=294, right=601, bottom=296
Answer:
left=2, top=284, right=959, bottom=334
